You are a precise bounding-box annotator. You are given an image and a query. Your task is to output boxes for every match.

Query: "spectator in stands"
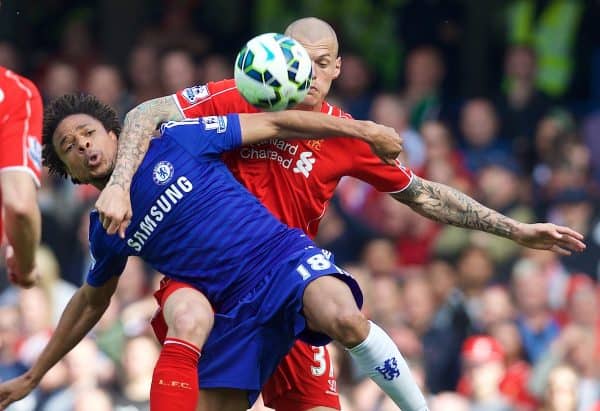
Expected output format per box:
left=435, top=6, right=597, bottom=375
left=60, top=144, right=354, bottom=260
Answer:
left=127, top=43, right=163, bottom=105
left=73, top=388, right=114, bottom=411
left=84, top=63, right=134, bottom=121
left=112, top=335, right=158, bottom=410
left=159, top=48, right=198, bottom=95
left=496, top=45, right=550, bottom=170
left=418, top=120, right=472, bottom=193
left=401, top=46, right=446, bottom=129
left=0, top=42, right=21, bottom=72
left=478, top=286, right=516, bottom=332
left=459, top=335, right=513, bottom=411
left=459, top=98, right=511, bottom=173
left=199, top=53, right=233, bottom=84
left=0, top=306, right=27, bottom=382
left=490, top=321, right=539, bottom=410
left=456, top=246, right=496, bottom=324
left=512, top=259, right=560, bottom=363
left=334, top=54, right=374, bottom=120
left=427, top=258, right=471, bottom=340
left=403, top=275, right=462, bottom=393
left=549, top=189, right=600, bottom=280
left=369, top=93, right=426, bottom=169
left=430, top=391, right=470, bottom=411
left=536, top=365, right=580, bottom=411
left=40, top=61, right=79, bottom=104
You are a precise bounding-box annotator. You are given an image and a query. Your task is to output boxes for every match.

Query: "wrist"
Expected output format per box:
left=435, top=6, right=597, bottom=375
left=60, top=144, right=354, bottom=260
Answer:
left=24, top=369, right=41, bottom=387
left=107, top=175, right=131, bottom=191
left=357, top=121, right=374, bottom=144
left=510, top=221, right=525, bottom=241
left=14, top=260, right=35, bottom=276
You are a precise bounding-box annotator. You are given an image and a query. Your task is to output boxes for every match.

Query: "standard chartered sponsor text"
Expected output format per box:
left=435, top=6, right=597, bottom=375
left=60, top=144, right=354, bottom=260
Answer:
left=240, top=138, right=299, bottom=169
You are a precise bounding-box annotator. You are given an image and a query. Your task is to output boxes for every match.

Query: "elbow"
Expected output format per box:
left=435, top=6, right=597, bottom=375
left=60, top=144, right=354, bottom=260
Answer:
left=123, top=106, right=143, bottom=124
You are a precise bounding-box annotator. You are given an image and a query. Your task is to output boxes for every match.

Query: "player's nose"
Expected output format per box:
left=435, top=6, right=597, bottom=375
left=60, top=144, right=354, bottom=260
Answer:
left=77, top=138, right=91, bottom=152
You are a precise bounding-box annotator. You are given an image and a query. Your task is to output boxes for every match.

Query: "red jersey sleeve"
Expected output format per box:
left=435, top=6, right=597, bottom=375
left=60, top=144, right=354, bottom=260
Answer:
left=173, top=79, right=260, bottom=118
left=0, top=69, right=42, bottom=187
left=345, top=137, right=414, bottom=193
left=321, top=103, right=413, bottom=193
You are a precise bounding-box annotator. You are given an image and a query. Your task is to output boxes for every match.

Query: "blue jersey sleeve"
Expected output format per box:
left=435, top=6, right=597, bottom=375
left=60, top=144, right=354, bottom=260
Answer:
left=160, top=114, right=242, bottom=158
left=86, top=213, right=128, bottom=287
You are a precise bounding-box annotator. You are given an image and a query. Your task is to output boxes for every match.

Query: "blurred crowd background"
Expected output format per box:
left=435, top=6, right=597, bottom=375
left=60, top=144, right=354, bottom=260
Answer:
left=0, top=0, right=599, bottom=410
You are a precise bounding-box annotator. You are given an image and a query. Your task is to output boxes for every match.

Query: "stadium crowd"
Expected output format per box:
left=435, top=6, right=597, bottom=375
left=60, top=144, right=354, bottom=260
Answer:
left=0, top=1, right=598, bottom=410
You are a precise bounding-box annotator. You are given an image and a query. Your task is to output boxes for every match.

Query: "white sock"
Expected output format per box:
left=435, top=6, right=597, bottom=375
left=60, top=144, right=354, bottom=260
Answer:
left=347, top=321, right=429, bottom=411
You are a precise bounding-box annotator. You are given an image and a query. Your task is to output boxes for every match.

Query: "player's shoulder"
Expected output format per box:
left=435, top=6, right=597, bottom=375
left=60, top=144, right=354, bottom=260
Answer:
left=88, top=210, right=132, bottom=264
left=0, top=67, right=40, bottom=100
left=88, top=211, right=105, bottom=241
left=179, top=79, right=239, bottom=105
left=88, top=211, right=117, bottom=251
left=321, top=100, right=353, bottom=120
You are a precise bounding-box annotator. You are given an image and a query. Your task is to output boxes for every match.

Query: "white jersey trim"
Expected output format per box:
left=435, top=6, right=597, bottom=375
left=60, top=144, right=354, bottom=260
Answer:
left=4, top=70, right=34, bottom=170
left=172, top=94, right=186, bottom=118
left=179, top=85, right=238, bottom=113
left=306, top=200, right=329, bottom=235
left=0, top=166, right=41, bottom=188
left=383, top=170, right=414, bottom=194
left=164, top=338, right=201, bottom=356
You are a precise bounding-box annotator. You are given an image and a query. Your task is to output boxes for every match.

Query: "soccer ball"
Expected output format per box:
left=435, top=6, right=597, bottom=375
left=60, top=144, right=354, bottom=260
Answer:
left=234, top=33, right=313, bottom=111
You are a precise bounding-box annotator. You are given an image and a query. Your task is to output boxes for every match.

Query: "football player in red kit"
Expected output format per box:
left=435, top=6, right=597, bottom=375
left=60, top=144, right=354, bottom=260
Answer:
left=95, top=18, right=585, bottom=411
left=0, top=66, right=42, bottom=289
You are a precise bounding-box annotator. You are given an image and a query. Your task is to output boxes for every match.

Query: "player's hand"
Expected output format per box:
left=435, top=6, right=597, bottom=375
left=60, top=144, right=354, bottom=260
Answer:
left=4, top=246, right=39, bottom=289
left=363, top=121, right=403, bottom=165
left=513, top=222, right=586, bottom=255
left=0, top=373, right=37, bottom=410
left=95, top=183, right=132, bottom=238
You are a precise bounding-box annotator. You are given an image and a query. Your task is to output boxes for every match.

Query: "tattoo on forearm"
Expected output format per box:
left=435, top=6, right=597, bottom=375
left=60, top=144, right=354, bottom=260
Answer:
left=109, top=97, right=183, bottom=189
left=393, top=177, right=518, bottom=239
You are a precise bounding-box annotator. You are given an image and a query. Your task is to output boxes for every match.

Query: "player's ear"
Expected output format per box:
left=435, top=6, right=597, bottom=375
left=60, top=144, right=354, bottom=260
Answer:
left=333, top=56, right=341, bottom=80
left=108, top=130, right=119, bottom=141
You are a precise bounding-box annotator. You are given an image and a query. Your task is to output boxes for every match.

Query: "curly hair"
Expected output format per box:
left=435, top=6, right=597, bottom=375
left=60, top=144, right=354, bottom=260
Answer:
left=42, top=93, right=121, bottom=181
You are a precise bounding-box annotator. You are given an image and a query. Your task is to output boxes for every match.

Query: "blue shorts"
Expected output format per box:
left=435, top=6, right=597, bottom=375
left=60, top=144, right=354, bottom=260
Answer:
left=198, top=246, right=362, bottom=405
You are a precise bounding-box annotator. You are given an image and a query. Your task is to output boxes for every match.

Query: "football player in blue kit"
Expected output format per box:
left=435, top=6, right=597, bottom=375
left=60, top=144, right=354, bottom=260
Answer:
left=0, top=94, right=432, bottom=411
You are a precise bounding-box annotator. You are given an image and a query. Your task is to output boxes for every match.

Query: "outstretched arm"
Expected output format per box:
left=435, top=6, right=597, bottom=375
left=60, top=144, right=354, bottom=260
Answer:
left=392, top=176, right=586, bottom=255
left=238, top=111, right=400, bottom=160
left=0, top=276, right=119, bottom=409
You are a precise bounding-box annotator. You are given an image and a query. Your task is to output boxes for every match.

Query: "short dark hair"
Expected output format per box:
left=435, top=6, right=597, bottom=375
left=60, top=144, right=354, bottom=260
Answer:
left=42, top=93, right=121, bottom=181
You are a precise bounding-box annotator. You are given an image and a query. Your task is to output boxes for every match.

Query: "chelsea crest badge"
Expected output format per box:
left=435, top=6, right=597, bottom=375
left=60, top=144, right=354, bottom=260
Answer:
left=153, top=161, right=174, bottom=185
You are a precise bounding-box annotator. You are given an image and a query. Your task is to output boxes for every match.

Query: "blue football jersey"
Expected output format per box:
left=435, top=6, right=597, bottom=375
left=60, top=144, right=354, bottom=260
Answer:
left=86, top=115, right=313, bottom=310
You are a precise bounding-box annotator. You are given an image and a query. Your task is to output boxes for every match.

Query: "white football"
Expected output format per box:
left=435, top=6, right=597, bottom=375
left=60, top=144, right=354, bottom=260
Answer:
left=234, top=33, right=313, bottom=111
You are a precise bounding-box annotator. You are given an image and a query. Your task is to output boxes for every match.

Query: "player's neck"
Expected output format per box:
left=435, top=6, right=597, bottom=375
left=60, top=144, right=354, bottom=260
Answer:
left=90, top=174, right=111, bottom=191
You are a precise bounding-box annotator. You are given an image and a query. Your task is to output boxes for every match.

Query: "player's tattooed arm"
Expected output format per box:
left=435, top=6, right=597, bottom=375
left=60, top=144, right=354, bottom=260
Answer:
left=108, top=96, right=184, bottom=190
left=97, top=96, right=183, bottom=237
left=392, top=176, right=586, bottom=254
left=391, top=175, right=518, bottom=239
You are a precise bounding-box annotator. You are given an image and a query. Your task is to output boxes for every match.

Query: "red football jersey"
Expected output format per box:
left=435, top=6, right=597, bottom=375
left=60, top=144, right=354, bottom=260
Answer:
left=0, top=67, right=43, bottom=238
left=174, top=79, right=413, bottom=238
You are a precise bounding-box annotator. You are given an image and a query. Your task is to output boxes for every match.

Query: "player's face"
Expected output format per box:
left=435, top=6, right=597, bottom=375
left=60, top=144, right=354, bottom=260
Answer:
left=294, top=36, right=341, bottom=110
left=52, top=113, right=118, bottom=185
